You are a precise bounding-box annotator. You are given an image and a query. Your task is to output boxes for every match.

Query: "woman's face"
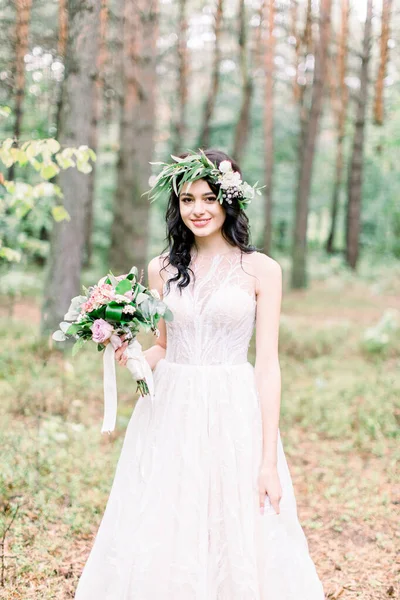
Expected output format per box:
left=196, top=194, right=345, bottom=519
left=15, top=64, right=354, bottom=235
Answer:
left=179, top=178, right=226, bottom=238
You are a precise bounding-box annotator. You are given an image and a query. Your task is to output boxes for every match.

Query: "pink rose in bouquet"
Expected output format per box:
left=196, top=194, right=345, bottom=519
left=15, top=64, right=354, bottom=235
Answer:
left=91, top=319, right=114, bottom=343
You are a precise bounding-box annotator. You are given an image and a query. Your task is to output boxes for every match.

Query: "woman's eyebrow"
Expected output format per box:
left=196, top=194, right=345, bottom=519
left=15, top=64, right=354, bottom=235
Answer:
left=180, top=192, right=216, bottom=198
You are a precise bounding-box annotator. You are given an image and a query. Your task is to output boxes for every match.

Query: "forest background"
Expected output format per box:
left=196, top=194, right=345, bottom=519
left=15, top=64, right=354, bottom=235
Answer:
left=0, top=0, right=399, bottom=598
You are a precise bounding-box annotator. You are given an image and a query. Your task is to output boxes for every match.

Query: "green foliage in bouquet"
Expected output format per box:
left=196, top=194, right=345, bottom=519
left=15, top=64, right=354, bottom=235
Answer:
left=52, top=266, right=173, bottom=356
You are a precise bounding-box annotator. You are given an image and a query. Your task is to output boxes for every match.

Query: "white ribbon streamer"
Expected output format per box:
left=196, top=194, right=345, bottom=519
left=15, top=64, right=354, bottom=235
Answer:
left=101, top=336, right=155, bottom=435
left=101, top=342, right=118, bottom=433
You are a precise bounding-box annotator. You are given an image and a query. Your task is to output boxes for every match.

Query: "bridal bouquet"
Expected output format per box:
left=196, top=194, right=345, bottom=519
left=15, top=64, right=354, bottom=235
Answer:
left=52, top=266, right=173, bottom=433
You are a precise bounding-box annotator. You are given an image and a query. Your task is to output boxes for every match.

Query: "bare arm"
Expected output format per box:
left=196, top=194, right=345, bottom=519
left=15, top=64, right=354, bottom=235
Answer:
left=142, top=255, right=167, bottom=370
left=253, top=253, right=283, bottom=513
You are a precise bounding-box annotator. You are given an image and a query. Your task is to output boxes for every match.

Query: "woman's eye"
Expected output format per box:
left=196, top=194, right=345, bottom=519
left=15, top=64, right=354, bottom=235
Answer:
left=180, top=196, right=216, bottom=203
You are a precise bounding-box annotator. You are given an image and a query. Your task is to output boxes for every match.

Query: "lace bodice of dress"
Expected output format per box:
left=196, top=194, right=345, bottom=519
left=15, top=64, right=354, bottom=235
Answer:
left=161, top=249, right=257, bottom=366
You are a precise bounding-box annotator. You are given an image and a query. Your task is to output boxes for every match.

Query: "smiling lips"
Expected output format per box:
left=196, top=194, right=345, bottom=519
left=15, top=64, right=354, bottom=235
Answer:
left=191, top=218, right=211, bottom=228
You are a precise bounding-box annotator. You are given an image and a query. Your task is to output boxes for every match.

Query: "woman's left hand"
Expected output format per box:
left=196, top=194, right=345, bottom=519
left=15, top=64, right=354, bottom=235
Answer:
left=258, top=464, right=282, bottom=515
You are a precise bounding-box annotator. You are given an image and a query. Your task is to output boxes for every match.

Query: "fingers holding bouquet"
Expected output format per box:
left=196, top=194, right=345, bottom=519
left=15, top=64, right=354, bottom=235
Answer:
left=114, top=335, right=129, bottom=367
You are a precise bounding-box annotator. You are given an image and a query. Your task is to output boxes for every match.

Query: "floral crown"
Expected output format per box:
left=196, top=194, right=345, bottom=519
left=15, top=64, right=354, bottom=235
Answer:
left=147, top=150, right=263, bottom=210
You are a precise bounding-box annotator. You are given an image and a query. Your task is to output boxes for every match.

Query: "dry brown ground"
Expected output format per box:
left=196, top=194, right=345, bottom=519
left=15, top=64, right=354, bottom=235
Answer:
left=0, top=275, right=399, bottom=599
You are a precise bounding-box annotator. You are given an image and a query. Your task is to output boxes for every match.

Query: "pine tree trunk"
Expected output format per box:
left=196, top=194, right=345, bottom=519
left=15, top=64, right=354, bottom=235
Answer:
left=58, top=0, right=68, bottom=56
left=55, top=0, right=68, bottom=135
left=9, top=0, right=32, bottom=180
left=293, top=0, right=312, bottom=106
left=198, top=0, right=224, bottom=148
left=41, top=0, right=100, bottom=336
left=232, top=0, right=264, bottom=163
left=109, top=0, right=158, bottom=276
left=291, top=0, right=332, bottom=289
left=84, top=0, right=108, bottom=267
left=173, top=0, right=188, bottom=153
left=326, top=0, right=349, bottom=254
left=262, top=0, right=275, bottom=255
left=346, top=0, right=373, bottom=270
left=373, top=0, right=393, bottom=126
left=232, top=0, right=251, bottom=163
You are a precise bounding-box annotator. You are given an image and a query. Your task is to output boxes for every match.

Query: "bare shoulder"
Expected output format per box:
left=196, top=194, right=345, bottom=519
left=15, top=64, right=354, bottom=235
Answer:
left=147, top=253, right=170, bottom=283
left=244, top=251, right=282, bottom=294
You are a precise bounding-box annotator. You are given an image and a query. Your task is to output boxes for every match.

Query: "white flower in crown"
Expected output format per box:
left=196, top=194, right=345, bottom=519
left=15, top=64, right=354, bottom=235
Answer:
left=219, top=160, right=232, bottom=174
left=241, top=181, right=255, bottom=200
left=217, top=161, right=243, bottom=191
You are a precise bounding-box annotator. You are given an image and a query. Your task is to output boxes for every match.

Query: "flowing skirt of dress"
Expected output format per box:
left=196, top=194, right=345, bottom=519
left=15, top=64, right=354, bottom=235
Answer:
left=74, top=358, right=325, bottom=600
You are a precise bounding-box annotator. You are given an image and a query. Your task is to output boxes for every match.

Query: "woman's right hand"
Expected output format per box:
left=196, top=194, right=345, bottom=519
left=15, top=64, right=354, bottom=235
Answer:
left=115, top=337, right=129, bottom=367
left=104, top=334, right=129, bottom=367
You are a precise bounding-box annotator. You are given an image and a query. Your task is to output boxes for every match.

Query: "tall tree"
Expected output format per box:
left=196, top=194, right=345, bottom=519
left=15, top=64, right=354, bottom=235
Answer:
left=262, top=0, right=275, bottom=255
left=58, top=0, right=68, bottom=57
left=55, top=0, right=68, bottom=133
left=373, top=0, right=393, bottom=126
left=198, top=0, right=224, bottom=148
left=326, top=0, right=349, bottom=254
left=84, top=0, right=109, bottom=267
left=291, top=0, right=332, bottom=289
left=292, top=0, right=313, bottom=106
left=41, top=0, right=100, bottom=335
left=346, top=0, right=373, bottom=269
left=9, top=0, right=32, bottom=180
left=232, top=0, right=251, bottom=162
left=173, top=0, right=189, bottom=153
left=232, top=0, right=263, bottom=163
left=109, top=0, right=158, bottom=275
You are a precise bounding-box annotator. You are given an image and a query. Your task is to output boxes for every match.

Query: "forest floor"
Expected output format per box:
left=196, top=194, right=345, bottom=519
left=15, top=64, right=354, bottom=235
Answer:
left=0, top=260, right=399, bottom=599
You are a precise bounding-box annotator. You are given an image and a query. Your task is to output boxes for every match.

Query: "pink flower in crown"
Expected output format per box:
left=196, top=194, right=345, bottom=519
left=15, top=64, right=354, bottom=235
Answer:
left=91, top=319, right=114, bottom=343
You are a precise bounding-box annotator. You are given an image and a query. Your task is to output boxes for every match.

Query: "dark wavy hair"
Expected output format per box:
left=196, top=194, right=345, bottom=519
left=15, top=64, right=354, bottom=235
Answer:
left=159, top=148, right=258, bottom=294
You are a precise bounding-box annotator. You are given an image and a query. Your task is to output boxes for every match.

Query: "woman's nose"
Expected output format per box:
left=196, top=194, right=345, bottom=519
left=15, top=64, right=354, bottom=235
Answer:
left=192, top=199, right=206, bottom=215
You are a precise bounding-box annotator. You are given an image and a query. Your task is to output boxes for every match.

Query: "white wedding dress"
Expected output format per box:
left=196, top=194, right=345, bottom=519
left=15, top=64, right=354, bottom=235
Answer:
left=74, top=249, right=325, bottom=599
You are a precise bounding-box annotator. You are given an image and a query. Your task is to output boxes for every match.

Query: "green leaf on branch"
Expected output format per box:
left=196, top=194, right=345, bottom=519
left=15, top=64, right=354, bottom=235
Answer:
left=0, top=247, right=21, bottom=262
left=76, top=160, right=93, bottom=174
left=52, top=205, right=71, bottom=222
left=0, top=106, right=11, bottom=118
left=55, top=154, right=76, bottom=169
left=46, top=139, right=61, bottom=154
left=40, top=162, right=60, bottom=180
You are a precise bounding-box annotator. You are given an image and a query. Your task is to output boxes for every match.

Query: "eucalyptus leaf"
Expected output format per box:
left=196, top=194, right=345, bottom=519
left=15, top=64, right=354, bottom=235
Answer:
left=136, top=292, right=149, bottom=305
left=72, top=337, right=86, bottom=356
left=163, top=307, right=174, bottom=322
left=129, top=265, right=139, bottom=278
left=59, top=321, right=72, bottom=334
left=107, top=272, right=119, bottom=287
left=52, top=330, right=66, bottom=342
left=66, top=323, right=82, bottom=335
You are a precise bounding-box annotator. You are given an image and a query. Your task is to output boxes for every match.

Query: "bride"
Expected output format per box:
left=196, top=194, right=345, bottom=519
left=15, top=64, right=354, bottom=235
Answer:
left=74, top=149, right=325, bottom=599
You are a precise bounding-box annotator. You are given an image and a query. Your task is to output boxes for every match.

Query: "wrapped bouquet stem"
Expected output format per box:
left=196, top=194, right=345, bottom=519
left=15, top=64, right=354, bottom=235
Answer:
left=102, top=337, right=155, bottom=434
